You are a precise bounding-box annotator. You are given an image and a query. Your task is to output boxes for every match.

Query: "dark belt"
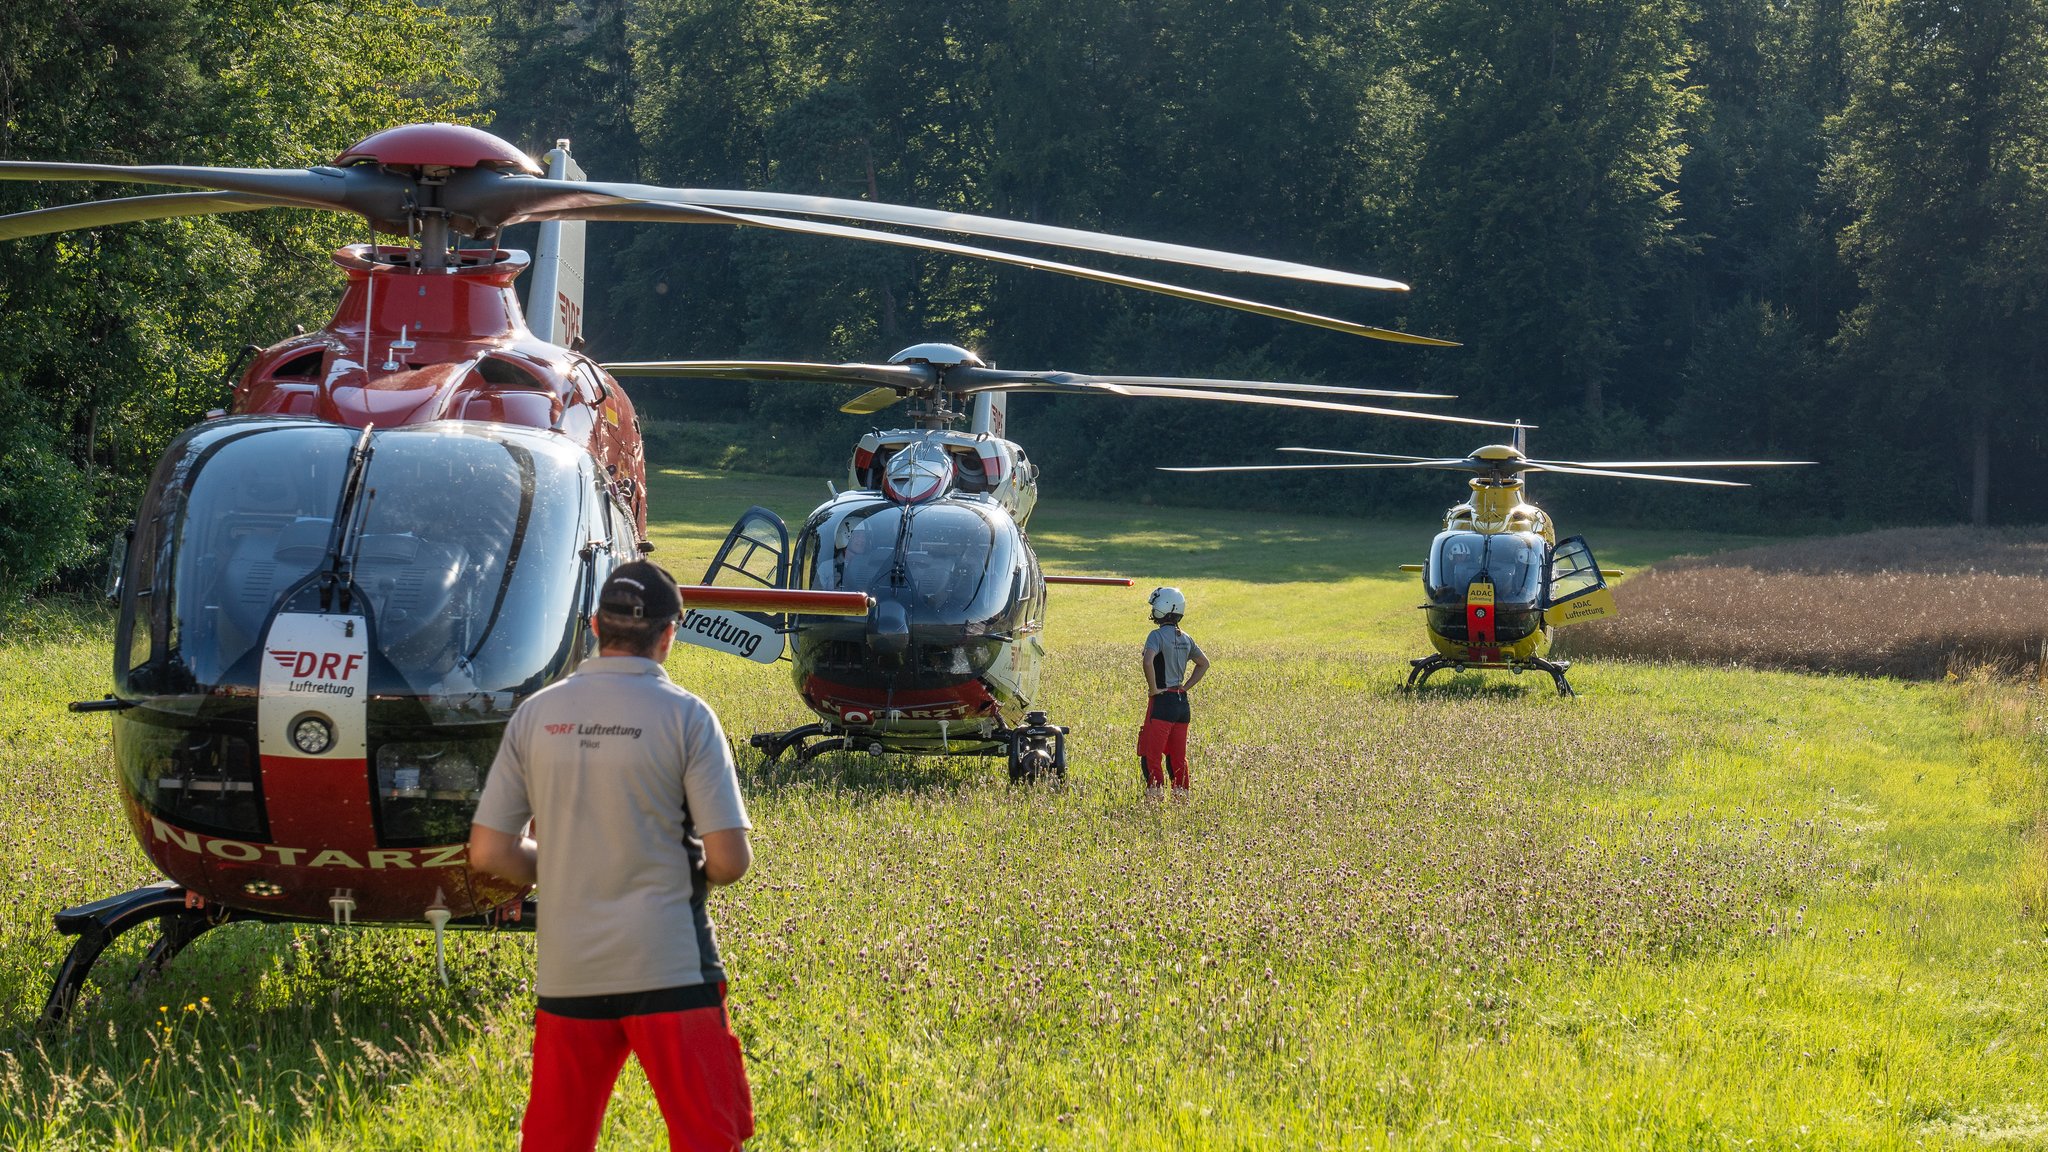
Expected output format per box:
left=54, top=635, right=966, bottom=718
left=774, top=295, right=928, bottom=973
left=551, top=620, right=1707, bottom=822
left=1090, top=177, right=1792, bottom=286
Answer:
left=1147, top=690, right=1192, bottom=722
left=537, top=981, right=725, bottom=1020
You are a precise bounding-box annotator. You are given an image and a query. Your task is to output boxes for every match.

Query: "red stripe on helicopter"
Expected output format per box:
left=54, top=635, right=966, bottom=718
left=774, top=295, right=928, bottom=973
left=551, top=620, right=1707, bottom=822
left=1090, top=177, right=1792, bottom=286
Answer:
left=258, top=754, right=379, bottom=852
left=678, top=586, right=871, bottom=616
left=1043, top=575, right=1135, bottom=586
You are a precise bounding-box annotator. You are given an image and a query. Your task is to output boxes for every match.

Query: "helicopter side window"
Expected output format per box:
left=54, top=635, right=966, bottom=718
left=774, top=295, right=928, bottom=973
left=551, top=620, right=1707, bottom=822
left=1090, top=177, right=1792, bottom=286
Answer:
left=572, top=362, right=610, bottom=405
left=372, top=735, right=500, bottom=846
left=832, top=508, right=896, bottom=591
left=793, top=523, right=821, bottom=591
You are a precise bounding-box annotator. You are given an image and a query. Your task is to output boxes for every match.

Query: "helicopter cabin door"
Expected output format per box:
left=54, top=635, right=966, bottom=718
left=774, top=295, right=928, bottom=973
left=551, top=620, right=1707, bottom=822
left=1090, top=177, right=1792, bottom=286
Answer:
left=1542, top=536, right=1618, bottom=627
left=676, top=506, right=790, bottom=664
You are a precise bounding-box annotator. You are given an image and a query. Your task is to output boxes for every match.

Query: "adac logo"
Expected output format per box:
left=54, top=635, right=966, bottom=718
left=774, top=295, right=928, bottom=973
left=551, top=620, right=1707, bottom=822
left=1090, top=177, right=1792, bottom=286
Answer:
left=544, top=723, right=576, bottom=735
left=270, top=650, right=363, bottom=680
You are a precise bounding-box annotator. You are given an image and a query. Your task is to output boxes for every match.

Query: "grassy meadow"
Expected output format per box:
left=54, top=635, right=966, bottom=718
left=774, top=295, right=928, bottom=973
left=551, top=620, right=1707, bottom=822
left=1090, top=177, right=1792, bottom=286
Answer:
left=2, top=467, right=2046, bottom=1148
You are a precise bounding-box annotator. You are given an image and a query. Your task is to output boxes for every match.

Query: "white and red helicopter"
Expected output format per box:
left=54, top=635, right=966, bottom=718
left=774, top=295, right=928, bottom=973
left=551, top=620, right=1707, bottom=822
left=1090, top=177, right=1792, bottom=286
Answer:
left=2, top=122, right=1470, bottom=1020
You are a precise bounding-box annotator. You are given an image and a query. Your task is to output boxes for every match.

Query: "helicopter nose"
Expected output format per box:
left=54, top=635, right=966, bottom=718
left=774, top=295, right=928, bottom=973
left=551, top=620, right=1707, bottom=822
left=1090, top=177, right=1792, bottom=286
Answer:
left=868, top=599, right=911, bottom=665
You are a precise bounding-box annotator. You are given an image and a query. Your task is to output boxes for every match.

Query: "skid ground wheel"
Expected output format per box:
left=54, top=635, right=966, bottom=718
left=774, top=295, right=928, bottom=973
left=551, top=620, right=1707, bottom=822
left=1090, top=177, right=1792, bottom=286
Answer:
left=41, top=884, right=217, bottom=1028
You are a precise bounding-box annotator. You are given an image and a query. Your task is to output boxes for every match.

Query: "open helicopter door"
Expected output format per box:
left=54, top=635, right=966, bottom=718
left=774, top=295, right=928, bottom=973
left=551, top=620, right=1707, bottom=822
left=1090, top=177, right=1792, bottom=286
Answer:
left=526, top=141, right=586, bottom=348
left=1543, top=536, right=1618, bottom=627
left=677, top=506, right=792, bottom=664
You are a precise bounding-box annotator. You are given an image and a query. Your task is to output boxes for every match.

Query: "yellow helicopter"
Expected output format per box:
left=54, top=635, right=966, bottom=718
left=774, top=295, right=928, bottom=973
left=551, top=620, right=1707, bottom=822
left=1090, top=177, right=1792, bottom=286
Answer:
left=1166, top=434, right=1809, bottom=695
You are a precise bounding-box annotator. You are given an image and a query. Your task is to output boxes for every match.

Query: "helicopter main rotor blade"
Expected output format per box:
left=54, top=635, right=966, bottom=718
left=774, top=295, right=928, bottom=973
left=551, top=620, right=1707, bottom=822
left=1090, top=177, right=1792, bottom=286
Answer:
left=0, top=161, right=424, bottom=233
left=0, top=159, right=1453, bottom=344
left=1524, top=463, right=1746, bottom=486
left=1277, top=446, right=1449, bottom=462
left=0, top=160, right=360, bottom=203
left=1159, top=462, right=1458, bottom=473
left=840, top=387, right=905, bottom=415
left=602, top=359, right=936, bottom=390
left=0, top=190, right=311, bottom=240
left=547, top=197, right=1457, bottom=346
left=1528, top=458, right=1815, bottom=469
left=539, top=178, right=1412, bottom=292
left=0, top=158, right=1415, bottom=293
left=949, top=369, right=1454, bottom=401
left=1064, top=385, right=1514, bottom=428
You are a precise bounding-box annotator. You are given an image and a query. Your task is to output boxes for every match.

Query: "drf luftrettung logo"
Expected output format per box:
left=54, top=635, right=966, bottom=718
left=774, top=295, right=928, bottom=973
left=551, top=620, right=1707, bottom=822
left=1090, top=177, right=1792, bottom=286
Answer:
left=269, top=650, right=364, bottom=698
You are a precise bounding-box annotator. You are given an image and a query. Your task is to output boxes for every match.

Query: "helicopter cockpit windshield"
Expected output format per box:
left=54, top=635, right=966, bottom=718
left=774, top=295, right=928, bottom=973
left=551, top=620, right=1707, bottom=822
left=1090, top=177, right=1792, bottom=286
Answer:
left=118, top=418, right=602, bottom=715
left=806, top=501, right=1022, bottom=628
left=1425, top=530, right=1546, bottom=609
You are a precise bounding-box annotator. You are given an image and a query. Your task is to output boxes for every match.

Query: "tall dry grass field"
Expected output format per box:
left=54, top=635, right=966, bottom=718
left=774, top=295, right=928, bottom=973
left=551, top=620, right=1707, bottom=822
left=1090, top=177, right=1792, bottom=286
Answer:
left=1567, top=526, right=2048, bottom=679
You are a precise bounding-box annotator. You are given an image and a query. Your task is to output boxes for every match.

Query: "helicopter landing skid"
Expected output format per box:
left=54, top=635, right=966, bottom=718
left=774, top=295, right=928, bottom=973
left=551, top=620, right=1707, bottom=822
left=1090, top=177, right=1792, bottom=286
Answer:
left=749, top=724, right=838, bottom=763
left=41, top=882, right=230, bottom=1028
left=1405, top=654, right=1575, bottom=697
left=41, top=881, right=542, bottom=1028
left=750, top=724, right=1008, bottom=764
left=750, top=713, right=1069, bottom=781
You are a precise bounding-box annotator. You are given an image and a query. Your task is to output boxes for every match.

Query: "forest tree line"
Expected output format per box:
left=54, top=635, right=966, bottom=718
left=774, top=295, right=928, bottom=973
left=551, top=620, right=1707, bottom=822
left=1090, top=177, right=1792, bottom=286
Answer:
left=3, top=0, right=2045, bottom=598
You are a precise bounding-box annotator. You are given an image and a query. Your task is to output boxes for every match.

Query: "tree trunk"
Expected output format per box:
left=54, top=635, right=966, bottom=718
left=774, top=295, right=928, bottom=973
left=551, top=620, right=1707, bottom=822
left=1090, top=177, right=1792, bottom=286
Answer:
left=1971, top=405, right=1990, bottom=526
left=864, top=142, right=900, bottom=344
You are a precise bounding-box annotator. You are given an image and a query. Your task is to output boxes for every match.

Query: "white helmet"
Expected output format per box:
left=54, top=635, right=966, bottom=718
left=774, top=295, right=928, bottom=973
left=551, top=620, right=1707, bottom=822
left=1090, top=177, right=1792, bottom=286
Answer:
left=1147, top=586, right=1186, bottom=622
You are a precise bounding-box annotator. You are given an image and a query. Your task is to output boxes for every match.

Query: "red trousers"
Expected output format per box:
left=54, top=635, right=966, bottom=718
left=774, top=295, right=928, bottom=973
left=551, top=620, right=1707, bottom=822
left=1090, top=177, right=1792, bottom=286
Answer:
left=522, top=1002, right=754, bottom=1152
left=1138, top=689, right=1191, bottom=790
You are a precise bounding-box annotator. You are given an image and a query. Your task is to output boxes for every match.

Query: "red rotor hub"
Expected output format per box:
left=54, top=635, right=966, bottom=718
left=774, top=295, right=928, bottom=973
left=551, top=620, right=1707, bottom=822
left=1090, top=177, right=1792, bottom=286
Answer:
left=333, top=123, right=541, bottom=175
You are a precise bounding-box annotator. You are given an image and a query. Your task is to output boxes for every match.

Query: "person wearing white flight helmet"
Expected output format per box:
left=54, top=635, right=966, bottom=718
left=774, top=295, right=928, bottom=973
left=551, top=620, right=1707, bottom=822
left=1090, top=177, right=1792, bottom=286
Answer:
left=1138, top=586, right=1210, bottom=798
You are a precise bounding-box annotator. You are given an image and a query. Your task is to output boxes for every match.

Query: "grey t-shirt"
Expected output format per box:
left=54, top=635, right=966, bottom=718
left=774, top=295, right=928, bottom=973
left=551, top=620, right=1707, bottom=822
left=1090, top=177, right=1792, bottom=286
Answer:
left=1144, top=624, right=1206, bottom=689
left=473, top=655, right=749, bottom=998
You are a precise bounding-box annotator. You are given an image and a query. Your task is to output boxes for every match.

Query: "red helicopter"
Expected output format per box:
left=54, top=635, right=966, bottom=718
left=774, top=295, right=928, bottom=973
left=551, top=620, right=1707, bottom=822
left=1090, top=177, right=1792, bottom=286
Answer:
left=2, top=123, right=1448, bottom=1023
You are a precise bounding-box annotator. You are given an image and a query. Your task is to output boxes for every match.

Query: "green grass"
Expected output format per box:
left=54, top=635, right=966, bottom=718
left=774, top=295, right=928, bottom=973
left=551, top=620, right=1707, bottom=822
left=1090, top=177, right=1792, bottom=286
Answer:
left=1, top=469, right=2044, bottom=1148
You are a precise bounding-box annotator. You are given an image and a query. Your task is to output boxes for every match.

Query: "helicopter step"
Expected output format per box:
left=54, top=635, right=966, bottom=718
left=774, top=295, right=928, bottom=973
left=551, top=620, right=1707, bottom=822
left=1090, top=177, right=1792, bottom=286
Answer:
left=749, top=712, right=1069, bottom=782
left=1405, top=654, right=1575, bottom=697
left=41, top=882, right=545, bottom=1027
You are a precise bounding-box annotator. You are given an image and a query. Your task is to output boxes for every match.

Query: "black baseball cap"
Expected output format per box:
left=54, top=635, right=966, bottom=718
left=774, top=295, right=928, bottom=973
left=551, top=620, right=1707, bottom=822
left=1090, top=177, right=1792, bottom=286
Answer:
left=598, top=560, right=683, bottom=620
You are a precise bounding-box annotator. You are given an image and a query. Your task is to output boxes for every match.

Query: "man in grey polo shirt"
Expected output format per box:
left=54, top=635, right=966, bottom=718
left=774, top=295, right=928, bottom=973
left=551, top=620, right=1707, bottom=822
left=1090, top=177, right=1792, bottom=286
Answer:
left=469, top=560, right=755, bottom=1152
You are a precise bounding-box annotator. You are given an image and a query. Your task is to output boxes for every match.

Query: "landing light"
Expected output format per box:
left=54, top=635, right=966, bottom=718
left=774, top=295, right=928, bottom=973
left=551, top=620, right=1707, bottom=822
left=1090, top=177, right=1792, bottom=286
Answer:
left=291, top=714, right=335, bottom=755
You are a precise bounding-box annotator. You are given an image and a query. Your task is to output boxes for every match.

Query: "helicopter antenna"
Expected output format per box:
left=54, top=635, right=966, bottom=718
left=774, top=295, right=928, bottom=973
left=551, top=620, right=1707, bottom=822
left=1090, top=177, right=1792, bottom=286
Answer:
left=361, top=218, right=375, bottom=372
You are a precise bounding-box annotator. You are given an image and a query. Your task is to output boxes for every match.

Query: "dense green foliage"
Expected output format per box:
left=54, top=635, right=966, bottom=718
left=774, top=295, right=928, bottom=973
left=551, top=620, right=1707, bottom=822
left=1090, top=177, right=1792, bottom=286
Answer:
left=0, top=0, right=475, bottom=599
left=4, top=0, right=2047, bottom=598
